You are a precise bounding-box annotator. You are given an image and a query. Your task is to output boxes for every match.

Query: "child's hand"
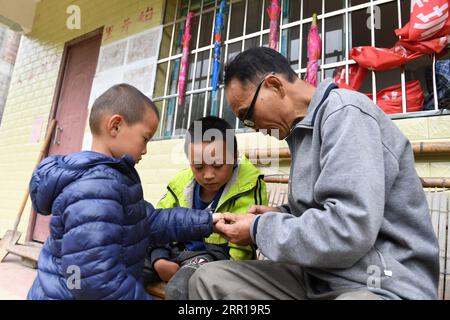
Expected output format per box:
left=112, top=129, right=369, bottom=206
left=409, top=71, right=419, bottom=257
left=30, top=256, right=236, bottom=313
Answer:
left=247, top=205, right=281, bottom=215
left=212, top=212, right=225, bottom=224
left=154, top=259, right=180, bottom=282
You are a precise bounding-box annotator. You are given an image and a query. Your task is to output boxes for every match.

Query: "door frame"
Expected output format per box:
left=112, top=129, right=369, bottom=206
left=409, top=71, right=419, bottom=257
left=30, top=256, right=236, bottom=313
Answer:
left=25, top=27, right=104, bottom=243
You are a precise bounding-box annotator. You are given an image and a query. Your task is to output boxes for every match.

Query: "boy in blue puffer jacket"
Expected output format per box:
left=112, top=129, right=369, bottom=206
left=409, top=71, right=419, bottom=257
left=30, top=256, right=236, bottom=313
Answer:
left=27, top=84, right=221, bottom=300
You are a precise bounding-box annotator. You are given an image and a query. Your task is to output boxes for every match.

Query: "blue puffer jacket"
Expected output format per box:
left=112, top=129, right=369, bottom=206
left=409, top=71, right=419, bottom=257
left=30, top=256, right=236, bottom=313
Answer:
left=27, top=151, right=213, bottom=300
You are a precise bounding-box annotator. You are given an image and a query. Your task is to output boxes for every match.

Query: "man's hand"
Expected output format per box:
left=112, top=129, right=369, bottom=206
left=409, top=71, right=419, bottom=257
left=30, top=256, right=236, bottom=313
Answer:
left=214, top=213, right=256, bottom=246
left=247, top=205, right=281, bottom=215
left=153, top=259, right=180, bottom=282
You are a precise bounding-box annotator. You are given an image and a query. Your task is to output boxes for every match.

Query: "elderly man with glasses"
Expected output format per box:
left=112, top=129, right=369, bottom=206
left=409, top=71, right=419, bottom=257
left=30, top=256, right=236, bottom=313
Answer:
left=189, top=47, right=439, bottom=300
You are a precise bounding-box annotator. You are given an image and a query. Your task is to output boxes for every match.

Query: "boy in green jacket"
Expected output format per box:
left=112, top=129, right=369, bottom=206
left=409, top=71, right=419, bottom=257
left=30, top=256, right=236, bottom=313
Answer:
left=143, top=116, right=267, bottom=300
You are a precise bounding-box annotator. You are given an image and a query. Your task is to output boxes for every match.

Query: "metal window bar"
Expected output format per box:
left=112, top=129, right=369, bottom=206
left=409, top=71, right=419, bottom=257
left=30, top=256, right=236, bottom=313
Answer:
left=345, top=0, right=350, bottom=85
left=298, top=0, right=303, bottom=77
left=397, top=0, right=407, bottom=114
left=155, top=0, right=444, bottom=138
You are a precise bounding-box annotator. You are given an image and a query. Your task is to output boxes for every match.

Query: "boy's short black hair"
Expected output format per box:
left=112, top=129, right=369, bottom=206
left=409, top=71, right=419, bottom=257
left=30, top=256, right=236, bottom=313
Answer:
left=224, top=47, right=298, bottom=87
left=184, top=116, right=238, bottom=158
left=89, top=83, right=159, bottom=135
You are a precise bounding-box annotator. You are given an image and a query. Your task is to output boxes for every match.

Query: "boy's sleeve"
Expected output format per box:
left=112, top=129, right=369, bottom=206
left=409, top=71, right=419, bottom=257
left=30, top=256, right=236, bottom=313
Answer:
left=60, top=180, right=151, bottom=300
left=146, top=189, right=179, bottom=266
left=145, top=201, right=213, bottom=245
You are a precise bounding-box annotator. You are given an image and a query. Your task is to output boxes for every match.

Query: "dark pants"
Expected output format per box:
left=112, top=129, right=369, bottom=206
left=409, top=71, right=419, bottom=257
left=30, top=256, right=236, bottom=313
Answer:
left=165, top=254, right=215, bottom=300
left=142, top=252, right=215, bottom=300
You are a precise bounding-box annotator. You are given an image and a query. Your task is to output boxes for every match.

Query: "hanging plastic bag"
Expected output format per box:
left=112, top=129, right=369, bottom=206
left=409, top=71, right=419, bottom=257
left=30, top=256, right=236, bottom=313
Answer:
left=334, top=64, right=369, bottom=90
left=350, top=45, right=425, bottom=71
left=366, top=80, right=424, bottom=114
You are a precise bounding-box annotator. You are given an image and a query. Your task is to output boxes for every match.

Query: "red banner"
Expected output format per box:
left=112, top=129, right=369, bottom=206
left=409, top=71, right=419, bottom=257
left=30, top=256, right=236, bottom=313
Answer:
left=395, top=0, right=450, bottom=41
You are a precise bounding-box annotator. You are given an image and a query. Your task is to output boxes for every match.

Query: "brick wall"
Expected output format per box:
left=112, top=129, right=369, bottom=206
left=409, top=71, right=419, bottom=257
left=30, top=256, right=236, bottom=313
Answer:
left=0, top=25, right=20, bottom=124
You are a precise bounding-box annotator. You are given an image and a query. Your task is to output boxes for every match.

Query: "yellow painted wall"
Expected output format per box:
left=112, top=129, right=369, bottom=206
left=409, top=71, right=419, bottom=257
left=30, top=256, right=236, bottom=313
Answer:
left=395, top=116, right=450, bottom=177
left=0, top=0, right=164, bottom=240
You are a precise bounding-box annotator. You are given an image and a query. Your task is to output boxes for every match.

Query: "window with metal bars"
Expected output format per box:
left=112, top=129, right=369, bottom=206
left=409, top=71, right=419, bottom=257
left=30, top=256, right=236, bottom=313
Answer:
left=152, top=0, right=449, bottom=139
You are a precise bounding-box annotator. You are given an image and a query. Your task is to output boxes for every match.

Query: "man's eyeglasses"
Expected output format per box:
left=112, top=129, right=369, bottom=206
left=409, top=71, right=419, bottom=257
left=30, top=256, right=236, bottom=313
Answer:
left=239, top=72, right=275, bottom=128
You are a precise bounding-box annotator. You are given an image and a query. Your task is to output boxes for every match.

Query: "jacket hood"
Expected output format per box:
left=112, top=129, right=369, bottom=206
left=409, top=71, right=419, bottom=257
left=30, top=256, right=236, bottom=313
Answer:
left=30, top=151, right=136, bottom=215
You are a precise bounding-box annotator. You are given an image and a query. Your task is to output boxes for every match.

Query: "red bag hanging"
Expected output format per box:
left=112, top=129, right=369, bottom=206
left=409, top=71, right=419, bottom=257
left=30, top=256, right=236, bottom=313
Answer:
left=395, top=0, right=450, bottom=42
left=366, top=80, right=425, bottom=114
left=350, top=45, right=424, bottom=71
left=397, top=34, right=450, bottom=54
left=334, top=64, right=368, bottom=91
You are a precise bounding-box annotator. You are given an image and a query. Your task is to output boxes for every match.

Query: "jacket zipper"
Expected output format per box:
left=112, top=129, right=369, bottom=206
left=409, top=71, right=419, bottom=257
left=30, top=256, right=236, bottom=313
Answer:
left=166, top=186, right=180, bottom=207
left=375, top=247, right=392, bottom=277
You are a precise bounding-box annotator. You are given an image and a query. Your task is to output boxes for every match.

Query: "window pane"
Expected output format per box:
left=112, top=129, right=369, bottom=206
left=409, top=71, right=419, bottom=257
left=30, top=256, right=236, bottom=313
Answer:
left=168, top=58, right=181, bottom=95
left=164, top=0, right=177, bottom=24
left=194, top=50, right=210, bottom=90
left=160, top=26, right=173, bottom=59
left=175, top=94, right=193, bottom=132
left=190, top=92, right=206, bottom=123
left=190, top=14, right=200, bottom=48
left=199, top=9, right=214, bottom=47
left=263, top=0, right=270, bottom=30
left=229, top=1, right=245, bottom=38
left=349, top=0, right=371, bottom=7
left=154, top=62, right=168, bottom=98
left=303, top=0, right=322, bottom=21
left=154, top=101, right=164, bottom=138
left=349, top=9, right=371, bottom=48
left=209, top=88, right=222, bottom=117
left=376, top=68, right=401, bottom=92
left=375, top=2, right=399, bottom=48
left=324, top=68, right=337, bottom=79
left=262, top=33, right=270, bottom=47
left=399, top=0, right=410, bottom=29
left=324, top=14, right=345, bottom=64
left=358, top=69, right=373, bottom=94
left=222, top=91, right=238, bottom=129
left=281, top=27, right=300, bottom=71
left=284, top=0, right=301, bottom=23
left=244, top=36, right=259, bottom=50
left=246, top=0, right=264, bottom=34
left=227, top=41, right=242, bottom=63
left=178, top=0, right=191, bottom=19
left=325, top=0, right=345, bottom=12
left=162, top=98, right=175, bottom=137
left=171, top=22, right=185, bottom=56
left=405, top=55, right=438, bottom=111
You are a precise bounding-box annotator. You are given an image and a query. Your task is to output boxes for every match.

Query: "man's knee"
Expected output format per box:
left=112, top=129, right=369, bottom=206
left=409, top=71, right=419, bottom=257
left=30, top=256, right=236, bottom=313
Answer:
left=188, top=261, right=229, bottom=300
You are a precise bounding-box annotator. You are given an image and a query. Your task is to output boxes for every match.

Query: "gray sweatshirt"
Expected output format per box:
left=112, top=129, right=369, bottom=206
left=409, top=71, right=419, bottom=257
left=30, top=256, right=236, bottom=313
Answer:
left=251, top=79, right=439, bottom=300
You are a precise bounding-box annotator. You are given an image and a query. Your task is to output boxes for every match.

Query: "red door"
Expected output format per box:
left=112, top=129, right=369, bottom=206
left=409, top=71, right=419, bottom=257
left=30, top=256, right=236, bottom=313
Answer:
left=30, top=33, right=102, bottom=242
